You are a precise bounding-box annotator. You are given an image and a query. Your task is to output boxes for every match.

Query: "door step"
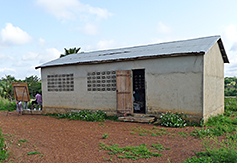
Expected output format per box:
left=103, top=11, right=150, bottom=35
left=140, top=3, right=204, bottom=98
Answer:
left=118, top=116, right=155, bottom=123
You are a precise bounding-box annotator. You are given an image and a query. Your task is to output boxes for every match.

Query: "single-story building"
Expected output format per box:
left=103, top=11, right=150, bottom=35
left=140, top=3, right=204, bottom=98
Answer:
left=36, top=35, right=229, bottom=123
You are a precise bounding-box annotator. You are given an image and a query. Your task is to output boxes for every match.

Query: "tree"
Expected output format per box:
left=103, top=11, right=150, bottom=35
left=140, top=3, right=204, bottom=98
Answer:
left=24, top=75, right=41, bottom=98
left=0, top=75, right=16, bottom=112
left=60, top=47, right=81, bottom=58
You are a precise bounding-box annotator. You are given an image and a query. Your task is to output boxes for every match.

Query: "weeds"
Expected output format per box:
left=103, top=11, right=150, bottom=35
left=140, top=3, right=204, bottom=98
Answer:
left=45, top=110, right=107, bottom=122
left=102, top=133, right=109, bottom=139
left=184, top=137, right=237, bottom=163
left=159, top=112, right=187, bottom=128
left=100, top=142, right=162, bottom=161
left=27, top=151, right=41, bottom=155
left=0, top=99, right=16, bottom=111
left=131, top=127, right=169, bottom=136
left=0, top=128, right=8, bottom=161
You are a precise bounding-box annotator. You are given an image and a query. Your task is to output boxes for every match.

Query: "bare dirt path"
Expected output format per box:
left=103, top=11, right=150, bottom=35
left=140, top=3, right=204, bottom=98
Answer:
left=0, top=111, right=203, bottom=163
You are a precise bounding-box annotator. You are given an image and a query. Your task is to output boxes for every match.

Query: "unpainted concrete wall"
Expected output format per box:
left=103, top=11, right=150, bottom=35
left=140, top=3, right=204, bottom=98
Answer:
left=145, top=56, right=204, bottom=122
left=203, top=42, right=224, bottom=122
left=41, top=55, right=204, bottom=122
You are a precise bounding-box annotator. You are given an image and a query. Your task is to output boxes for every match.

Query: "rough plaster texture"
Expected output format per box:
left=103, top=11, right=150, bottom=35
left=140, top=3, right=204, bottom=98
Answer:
left=41, top=43, right=225, bottom=123
left=203, top=42, right=224, bottom=122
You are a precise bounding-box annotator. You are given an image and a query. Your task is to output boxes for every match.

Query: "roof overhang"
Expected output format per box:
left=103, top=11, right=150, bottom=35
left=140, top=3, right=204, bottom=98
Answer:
left=217, top=38, right=229, bottom=63
left=35, top=52, right=205, bottom=69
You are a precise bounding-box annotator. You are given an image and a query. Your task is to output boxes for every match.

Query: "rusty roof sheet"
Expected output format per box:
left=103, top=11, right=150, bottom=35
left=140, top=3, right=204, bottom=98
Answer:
left=35, top=35, right=229, bottom=69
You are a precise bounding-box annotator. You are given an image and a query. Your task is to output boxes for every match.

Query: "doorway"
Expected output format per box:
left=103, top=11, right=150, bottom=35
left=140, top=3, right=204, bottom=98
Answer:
left=133, top=69, right=146, bottom=114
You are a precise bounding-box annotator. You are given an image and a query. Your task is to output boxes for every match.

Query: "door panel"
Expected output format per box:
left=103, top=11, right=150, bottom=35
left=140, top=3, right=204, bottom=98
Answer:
left=116, top=70, right=132, bottom=115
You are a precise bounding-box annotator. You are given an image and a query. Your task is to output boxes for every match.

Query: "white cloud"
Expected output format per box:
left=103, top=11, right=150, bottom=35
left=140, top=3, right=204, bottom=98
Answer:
left=0, top=67, right=16, bottom=73
left=223, top=24, right=237, bottom=42
left=157, top=22, right=171, bottom=34
left=0, top=53, right=14, bottom=60
left=22, top=48, right=61, bottom=63
left=1, top=23, right=32, bottom=45
left=96, top=40, right=116, bottom=50
left=39, top=38, right=45, bottom=46
left=78, top=23, right=98, bottom=35
left=36, top=0, right=112, bottom=21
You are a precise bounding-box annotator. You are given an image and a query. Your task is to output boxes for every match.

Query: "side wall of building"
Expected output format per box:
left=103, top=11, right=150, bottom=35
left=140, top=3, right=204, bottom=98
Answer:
left=41, top=55, right=204, bottom=122
left=203, top=42, right=224, bottom=122
left=145, top=55, right=204, bottom=122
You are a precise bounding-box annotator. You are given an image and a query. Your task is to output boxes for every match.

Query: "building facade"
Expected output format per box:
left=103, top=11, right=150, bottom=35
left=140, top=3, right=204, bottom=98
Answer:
left=36, top=36, right=229, bottom=123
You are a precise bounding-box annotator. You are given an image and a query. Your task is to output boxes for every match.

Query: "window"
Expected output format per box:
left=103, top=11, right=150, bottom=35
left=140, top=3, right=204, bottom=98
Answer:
left=87, top=71, right=116, bottom=91
left=47, top=74, right=74, bottom=91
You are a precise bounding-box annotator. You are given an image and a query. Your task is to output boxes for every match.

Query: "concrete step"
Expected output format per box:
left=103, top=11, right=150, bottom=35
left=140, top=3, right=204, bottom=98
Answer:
left=22, top=110, right=42, bottom=115
left=118, top=116, right=155, bottom=123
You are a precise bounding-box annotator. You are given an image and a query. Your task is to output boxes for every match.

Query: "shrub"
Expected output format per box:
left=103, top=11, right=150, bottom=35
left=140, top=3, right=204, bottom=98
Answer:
left=159, top=112, right=187, bottom=128
left=0, top=98, right=16, bottom=111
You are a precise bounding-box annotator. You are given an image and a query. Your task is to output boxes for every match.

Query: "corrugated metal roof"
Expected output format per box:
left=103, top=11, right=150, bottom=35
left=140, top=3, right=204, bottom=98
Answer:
left=35, top=35, right=229, bottom=69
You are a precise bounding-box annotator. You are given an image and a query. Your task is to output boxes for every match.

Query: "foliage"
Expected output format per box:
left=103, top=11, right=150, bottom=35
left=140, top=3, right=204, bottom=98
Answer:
left=0, top=97, right=16, bottom=111
left=46, top=110, right=107, bottom=122
left=60, top=47, right=81, bottom=58
left=0, top=128, right=8, bottom=161
left=0, top=75, right=16, bottom=101
left=102, top=133, right=109, bottom=139
left=225, top=77, right=237, bottom=96
left=27, top=151, right=41, bottom=155
left=191, top=97, right=237, bottom=138
left=100, top=142, right=163, bottom=161
left=24, top=75, right=41, bottom=98
left=183, top=137, right=237, bottom=163
left=0, top=75, right=41, bottom=100
left=159, top=111, right=187, bottom=128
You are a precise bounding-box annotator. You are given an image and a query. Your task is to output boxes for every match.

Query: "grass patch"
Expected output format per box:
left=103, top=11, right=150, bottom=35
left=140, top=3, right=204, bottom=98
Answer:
left=0, top=128, right=8, bottom=161
left=19, top=139, right=27, bottom=142
left=27, top=151, right=41, bottom=155
left=131, top=126, right=169, bottom=137
left=45, top=110, right=107, bottom=122
left=0, top=97, right=16, bottom=111
left=184, top=137, right=237, bottom=163
left=102, top=133, right=109, bottom=139
left=100, top=142, right=162, bottom=161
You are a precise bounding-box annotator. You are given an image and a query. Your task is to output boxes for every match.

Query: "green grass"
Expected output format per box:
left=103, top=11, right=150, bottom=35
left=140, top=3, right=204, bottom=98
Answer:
left=27, top=151, right=41, bottom=155
left=19, top=139, right=27, bottom=142
left=0, top=128, right=8, bottom=161
left=45, top=110, right=107, bottom=122
left=100, top=142, right=163, bottom=161
left=0, top=97, right=16, bottom=111
left=185, top=97, right=237, bottom=162
left=184, top=137, right=237, bottom=163
left=131, top=126, right=169, bottom=137
left=102, top=133, right=109, bottom=139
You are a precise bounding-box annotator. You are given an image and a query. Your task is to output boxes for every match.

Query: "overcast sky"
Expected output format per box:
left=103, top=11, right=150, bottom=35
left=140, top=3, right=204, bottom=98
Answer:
left=0, top=0, right=237, bottom=79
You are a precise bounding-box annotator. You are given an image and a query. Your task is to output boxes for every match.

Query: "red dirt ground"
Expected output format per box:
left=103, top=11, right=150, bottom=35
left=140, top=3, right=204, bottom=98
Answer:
left=0, top=111, right=204, bottom=163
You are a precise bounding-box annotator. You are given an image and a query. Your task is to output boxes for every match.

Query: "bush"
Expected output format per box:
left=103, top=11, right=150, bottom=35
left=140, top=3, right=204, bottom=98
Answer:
left=0, top=98, right=16, bottom=111
left=159, top=112, right=187, bottom=128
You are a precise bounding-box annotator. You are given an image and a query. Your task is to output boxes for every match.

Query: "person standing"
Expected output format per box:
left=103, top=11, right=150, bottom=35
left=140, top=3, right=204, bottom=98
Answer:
left=35, top=91, right=42, bottom=110
left=16, top=101, right=23, bottom=115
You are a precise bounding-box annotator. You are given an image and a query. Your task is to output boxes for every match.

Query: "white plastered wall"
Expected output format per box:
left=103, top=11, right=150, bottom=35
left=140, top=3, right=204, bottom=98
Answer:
left=41, top=55, right=204, bottom=121
left=203, top=42, right=224, bottom=122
